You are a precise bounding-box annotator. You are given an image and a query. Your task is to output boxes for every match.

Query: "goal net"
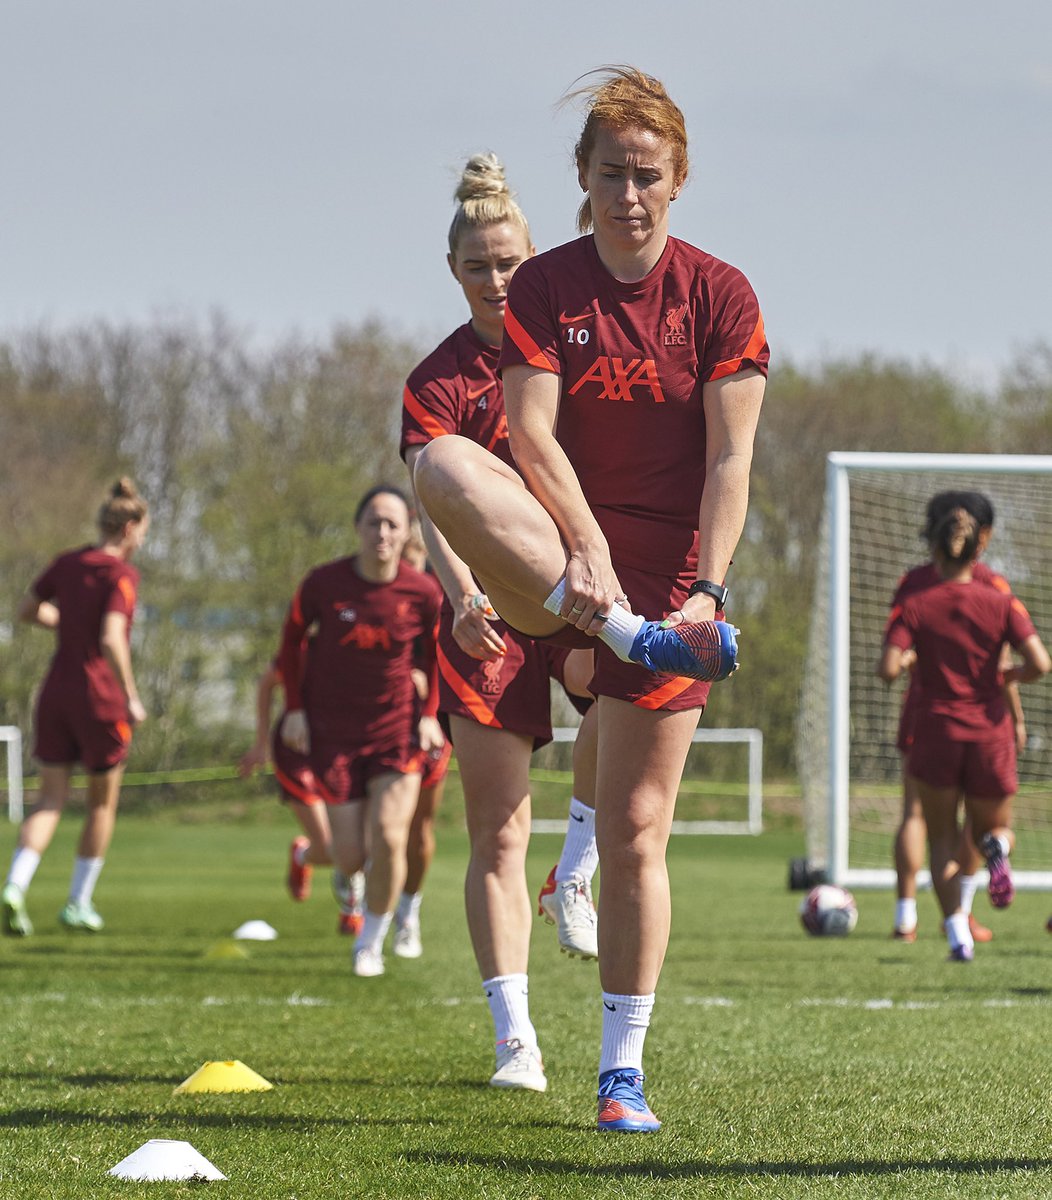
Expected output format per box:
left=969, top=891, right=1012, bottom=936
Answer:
left=797, top=453, right=1052, bottom=889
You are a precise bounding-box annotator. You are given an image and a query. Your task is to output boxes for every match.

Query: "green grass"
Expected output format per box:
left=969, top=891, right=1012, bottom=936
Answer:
left=1, top=796, right=1050, bottom=1199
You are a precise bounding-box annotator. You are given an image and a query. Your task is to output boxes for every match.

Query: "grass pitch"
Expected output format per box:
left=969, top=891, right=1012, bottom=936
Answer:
left=1, top=792, right=1050, bottom=1199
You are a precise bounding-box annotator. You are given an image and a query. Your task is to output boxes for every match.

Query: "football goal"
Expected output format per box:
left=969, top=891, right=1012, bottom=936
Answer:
left=1, top=726, right=24, bottom=823
left=797, top=452, right=1052, bottom=889
left=531, top=725, right=763, bottom=836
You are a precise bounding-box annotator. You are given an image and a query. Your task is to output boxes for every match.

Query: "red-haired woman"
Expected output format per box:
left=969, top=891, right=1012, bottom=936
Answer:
left=3, top=478, right=149, bottom=936
left=414, top=68, right=768, bottom=1131
left=880, top=502, right=1050, bottom=962
left=403, top=153, right=599, bottom=1095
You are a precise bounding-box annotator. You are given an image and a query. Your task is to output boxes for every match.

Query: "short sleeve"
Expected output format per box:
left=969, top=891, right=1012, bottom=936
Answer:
left=401, top=380, right=459, bottom=459
left=1007, top=597, right=1037, bottom=647
left=499, top=258, right=562, bottom=377
left=885, top=607, right=914, bottom=650
left=703, top=266, right=770, bottom=383
left=106, top=570, right=138, bottom=618
left=32, top=559, right=61, bottom=602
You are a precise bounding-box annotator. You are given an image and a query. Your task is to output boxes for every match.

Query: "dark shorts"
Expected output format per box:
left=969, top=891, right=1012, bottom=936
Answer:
left=510, top=562, right=712, bottom=712
left=420, top=739, right=452, bottom=790
left=271, top=715, right=323, bottom=806
left=436, top=608, right=557, bottom=749
left=34, top=676, right=131, bottom=773
left=309, top=734, right=423, bottom=806
left=908, top=719, right=1017, bottom=798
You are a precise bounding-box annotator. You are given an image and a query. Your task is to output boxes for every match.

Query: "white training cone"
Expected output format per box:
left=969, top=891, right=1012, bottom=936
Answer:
left=232, top=919, right=278, bottom=941
left=107, top=1139, right=226, bottom=1181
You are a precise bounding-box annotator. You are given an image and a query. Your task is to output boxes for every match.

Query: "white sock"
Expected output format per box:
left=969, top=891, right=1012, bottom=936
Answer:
left=482, top=973, right=537, bottom=1050
left=293, top=841, right=309, bottom=867
left=396, top=891, right=422, bottom=924
left=543, top=578, right=644, bottom=663
left=599, top=992, right=655, bottom=1075
left=556, top=798, right=599, bottom=884
left=944, top=911, right=973, bottom=952
left=7, top=848, right=41, bottom=894
left=959, top=874, right=979, bottom=916
left=356, top=908, right=393, bottom=955
left=894, top=898, right=917, bottom=932
left=68, top=856, right=104, bottom=907
left=991, top=834, right=1011, bottom=857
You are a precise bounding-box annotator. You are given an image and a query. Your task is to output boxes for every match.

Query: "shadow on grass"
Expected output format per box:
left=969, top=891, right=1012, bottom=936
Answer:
left=0, top=1108, right=452, bottom=1131
left=405, top=1149, right=1052, bottom=1181
left=2, top=1071, right=180, bottom=1087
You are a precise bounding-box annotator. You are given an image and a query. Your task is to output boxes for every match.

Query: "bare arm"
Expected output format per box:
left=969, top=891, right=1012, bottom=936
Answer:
left=1003, top=634, right=1052, bottom=687
left=17, top=592, right=59, bottom=630
left=878, top=644, right=908, bottom=683
left=100, top=611, right=147, bottom=725
left=406, top=444, right=506, bottom=660
left=504, top=364, right=621, bottom=630
left=238, top=665, right=280, bottom=777
left=998, top=643, right=1027, bottom=752
left=667, top=367, right=766, bottom=624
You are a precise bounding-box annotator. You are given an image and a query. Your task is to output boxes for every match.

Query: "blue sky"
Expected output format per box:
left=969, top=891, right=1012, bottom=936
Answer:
left=2, top=1, right=1049, bottom=379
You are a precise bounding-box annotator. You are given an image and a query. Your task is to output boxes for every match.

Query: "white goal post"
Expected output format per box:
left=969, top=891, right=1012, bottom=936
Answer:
left=532, top=725, right=763, bottom=836
left=798, top=452, right=1052, bottom=890
left=1, top=726, right=24, bottom=823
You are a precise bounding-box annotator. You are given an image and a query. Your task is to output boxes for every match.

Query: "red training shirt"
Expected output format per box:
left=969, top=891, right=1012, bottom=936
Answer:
left=499, top=234, right=769, bottom=574
left=885, top=576, right=1036, bottom=737
left=401, top=322, right=512, bottom=468
left=32, top=546, right=139, bottom=712
left=277, top=557, right=442, bottom=743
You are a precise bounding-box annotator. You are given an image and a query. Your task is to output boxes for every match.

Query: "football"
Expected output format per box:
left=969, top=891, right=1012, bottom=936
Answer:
left=799, top=884, right=858, bottom=936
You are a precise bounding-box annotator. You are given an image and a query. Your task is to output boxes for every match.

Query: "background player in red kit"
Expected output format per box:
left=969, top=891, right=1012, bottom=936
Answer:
left=403, top=153, right=600, bottom=1094
left=883, top=491, right=1025, bottom=943
left=880, top=501, right=1050, bottom=961
left=3, top=478, right=149, bottom=937
left=414, top=68, right=768, bottom=1130
left=237, top=661, right=366, bottom=933
left=276, top=485, right=443, bottom=977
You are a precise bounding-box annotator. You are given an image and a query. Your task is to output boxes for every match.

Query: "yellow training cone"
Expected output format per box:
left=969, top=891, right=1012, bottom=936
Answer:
left=202, top=939, right=249, bottom=960
left=174, top=1060, right=273, bottom=1094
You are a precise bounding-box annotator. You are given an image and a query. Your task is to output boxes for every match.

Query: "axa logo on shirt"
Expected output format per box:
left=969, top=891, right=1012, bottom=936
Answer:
left=339, top=624, right=392, bottom=650
left=568, top=357, right=666, bottom=404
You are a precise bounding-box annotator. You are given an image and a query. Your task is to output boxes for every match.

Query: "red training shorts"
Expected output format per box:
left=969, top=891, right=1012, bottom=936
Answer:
left=907, top=717, right=1017, bottom=798
left=420, top=739, right=452, bottom=790
left=34, top=671, right=132, bottom=773
left=512, top=561, right=712, bottom=712
left=308, top=734, right=423, bottom=806
left=271, top=714, right=323, bottom=806
left=435, top=605, right=557, bottom=749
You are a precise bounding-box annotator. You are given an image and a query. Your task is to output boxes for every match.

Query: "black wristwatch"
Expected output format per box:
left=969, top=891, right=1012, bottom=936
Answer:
left=687, top=579, right=729, bottom=609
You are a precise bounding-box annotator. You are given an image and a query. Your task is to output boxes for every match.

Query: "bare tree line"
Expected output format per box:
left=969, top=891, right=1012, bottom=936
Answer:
left=2, top=319, right=1049, bottom=774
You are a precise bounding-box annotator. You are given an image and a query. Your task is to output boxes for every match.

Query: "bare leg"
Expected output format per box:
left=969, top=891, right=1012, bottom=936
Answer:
left=570, top=700, right=599, bottom=810
left=405, top=778, right=443, bottom=896
left=595, top=698, right=701, bottom=994
left=452, top=716, right=534, bottom=980
left=17, top=764, right=72, bottom=857
left=288, top=799, right=334, bottom=866
left=915, top=779, right=961, bottom=920
left=363, top=771, right=421, bottom=917
left=327, top=803, right=368, bottom=879
left=77, top=765, right=125, bottom=859
left=413, top=437, right=569, bottom=636
left=894, top=761, right=925, bottom=902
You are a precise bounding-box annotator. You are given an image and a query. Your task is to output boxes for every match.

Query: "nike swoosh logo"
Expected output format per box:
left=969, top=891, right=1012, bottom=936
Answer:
left=604, top=1001, right=617, bottom=1012
left=570, top=813, right=584, bottom=822
left=466, top=382, right=494, bottom=402
left=558, top=308, right=595, bottom=325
